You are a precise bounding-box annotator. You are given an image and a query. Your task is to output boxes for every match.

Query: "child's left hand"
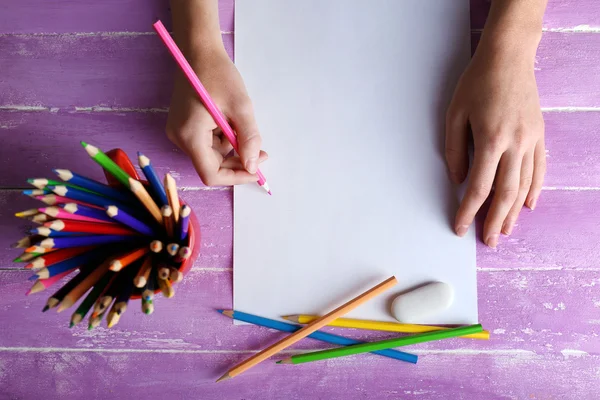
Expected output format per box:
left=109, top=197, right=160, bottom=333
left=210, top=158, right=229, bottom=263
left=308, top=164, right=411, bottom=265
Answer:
left=445, top=34, right=546, bottom=248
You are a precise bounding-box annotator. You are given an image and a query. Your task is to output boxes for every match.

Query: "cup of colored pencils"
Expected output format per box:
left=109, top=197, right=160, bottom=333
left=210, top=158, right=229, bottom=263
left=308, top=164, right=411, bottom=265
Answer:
left=13, top=143, right=200, bottom=329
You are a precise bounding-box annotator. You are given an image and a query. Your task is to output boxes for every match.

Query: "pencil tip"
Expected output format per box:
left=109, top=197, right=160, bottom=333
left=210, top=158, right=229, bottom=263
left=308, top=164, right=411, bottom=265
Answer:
left=215, top=374, right=231, bottom=383
left=80, top=141, right=88, bottom=147
left=275, top=360, right=282, bottom=364
left=42, top=305, right=49, bottom=312
left=88, top=324, right=93, bottom=331
left=268, top=191, right=272, bottom=196
left=69, top=322, right=75, bottom=328
left=216, top=309, right=224, bottom=314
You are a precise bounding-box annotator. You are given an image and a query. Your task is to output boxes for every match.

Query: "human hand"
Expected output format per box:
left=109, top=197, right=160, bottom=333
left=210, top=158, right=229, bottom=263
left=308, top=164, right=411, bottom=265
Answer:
left=445, top=37, right=546, bottom=248
left=166, top=48, right=268, bottom=186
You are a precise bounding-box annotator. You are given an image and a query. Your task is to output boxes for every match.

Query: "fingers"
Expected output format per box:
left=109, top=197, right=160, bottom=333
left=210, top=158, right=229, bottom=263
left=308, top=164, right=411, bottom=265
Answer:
left=483, top=152, right=522, bottom=248
left=230, top=103, right=262, bottom=174
left=213, top=133, right=234, bottom=157
left=221, top=151, right=269, bottom=170
left=527, top=140, right=546, bottom=210
left=502, top=151, right=533, bottom=235
left=454, top=148, right=502, bottom=237
left=190, top=145, right=259, bottom=186
left=445, top=108, right=470, bottom=183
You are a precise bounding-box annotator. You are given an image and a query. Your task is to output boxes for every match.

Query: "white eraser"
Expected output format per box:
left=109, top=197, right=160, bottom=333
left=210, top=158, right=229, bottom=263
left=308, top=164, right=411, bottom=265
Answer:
left=391, top=282, right=454, bottom=323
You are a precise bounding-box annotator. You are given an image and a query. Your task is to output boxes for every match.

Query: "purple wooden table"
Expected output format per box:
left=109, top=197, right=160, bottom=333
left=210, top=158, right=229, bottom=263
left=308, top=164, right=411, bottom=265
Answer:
left=1, top=1, right=599, bottom=398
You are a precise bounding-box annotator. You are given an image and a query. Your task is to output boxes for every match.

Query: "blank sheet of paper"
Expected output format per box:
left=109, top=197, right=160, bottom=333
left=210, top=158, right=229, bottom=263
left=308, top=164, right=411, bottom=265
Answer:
left=234, top=0, right=477, bottom=324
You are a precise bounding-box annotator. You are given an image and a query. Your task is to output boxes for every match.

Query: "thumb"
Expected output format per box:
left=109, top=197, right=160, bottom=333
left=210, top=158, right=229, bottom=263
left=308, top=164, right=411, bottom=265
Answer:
left=445, top=107, right=469, bottom=184
left=230, top=103, right=262, bottom=174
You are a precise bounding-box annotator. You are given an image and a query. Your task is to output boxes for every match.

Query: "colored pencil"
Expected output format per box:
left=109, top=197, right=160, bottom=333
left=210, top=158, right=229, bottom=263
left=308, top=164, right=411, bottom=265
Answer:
left=137, top=152, right=169, bottom=206
left=41, top=206, right=110, bottom=224
left=219, top=310, right=417, bottom=364
left=150, top=240, right=163, bottom=254
left=216, top=276, right=398, bottom=382
left=153, top=20, right=271, bottom=195
left=105, top=303, right=121, bottom=328
left=166, top=243, right=179, bottom=257
left=169, top=267, right=183, bottom=283
left=106, top=205, right=156, bottom=236
left=14, top=252, right=42, bottom=262
left=174, top=246, right=191, bottom=263
left=31, top=227, right=85, bottom=238
left=111, top=269, right=136, bottom=319
left=39, top=234, right=139, bottom=250
left=34, top=248, right=106, bottom=279
left=178, top=205, right=191, bottom=242
left=284, top=315, right=490, bottom=340
left=88, top=312, right=105, bottom=330
left=53, top=169, right=134, bottom=204
left=11, top=235, right=43, bottom=249
left=57, top=259, right=112, bottom=312
left=92, top=272, right=126, bottom=317
left=163, top=173, right=180, bottom=223
left=142, top=268, right=157, bottom=301
left=28, top=178, right=94, bottom=193
left=157, top=276, right=174, bottom=298
left=30, top=213, right=52, bottom=223
left=36, top=194, right=95, bottom=207
left=48, top=185, right=138, bottom=216
left=158, top=265, right=170, bottom=280
left=70, top=271, right=116, bottom=327
left=42, top=264, right=97, bottom=312
left=162, top=205, right=174, bottom=237
left=277, top=325, right=484, bottom=365
left=23, top=189, right=51, bottom=197
left=109, top=247, right=148, bottom=272
left=25, top=246, right=56, bottom=254
left=26, top=270, right=73, bottom=296
left=81, top=142, right=132, bottom=188
left=15, top=209, right=39, bottom=218
left=128, top=178, right=163, bottom=224
left=46, top=220, right=136, bottom=236
left=26, top=246, right=95, bottom=270
left=134, top=256, right=153, bottom=288
left=142, top=298, right=154, bottom=315
left=62, top=203, right=114, bottom=223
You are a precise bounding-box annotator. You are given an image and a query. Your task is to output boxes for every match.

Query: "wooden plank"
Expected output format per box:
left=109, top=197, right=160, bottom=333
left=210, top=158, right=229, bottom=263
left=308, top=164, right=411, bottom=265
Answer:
left=471, top=0, right=600, bottom=30
left=0, top=34, right=233, bottom=109
left=1, top=110, right=599, bottom=188
left=0, top=350, right=597, bottom=399
left=1, top=33, right=599, bottom=109
left=4, top=189, right=600, bottom=271
left=0, top=189, right=232, bottom=269
left=0, top=0, right=234, bottom=34
left=1, top=268, right=598, bottom=354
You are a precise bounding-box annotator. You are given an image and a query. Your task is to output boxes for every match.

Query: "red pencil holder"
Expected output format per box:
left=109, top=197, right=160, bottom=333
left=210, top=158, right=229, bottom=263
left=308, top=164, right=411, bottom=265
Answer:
left=103, top=149, right=200, bottom=298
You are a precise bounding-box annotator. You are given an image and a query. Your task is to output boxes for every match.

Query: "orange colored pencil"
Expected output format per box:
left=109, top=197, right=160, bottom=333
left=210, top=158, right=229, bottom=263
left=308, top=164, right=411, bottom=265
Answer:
left=25, top=246, right=56, bottom=254
left=216, top=276, right=398, bottom=382
left=57, top=259, right=112, bottom=312
left=162, top=205, right=174, bottom=237
left=164, top=173, right=180, bottom=223
left=25, top=246, right=95, bottom=270
left=134, top=255, right=153, bottom=288
left=109, top=247, right=149, bottom=272
left=45, top=220, right=136, bottom=236
left=128, top=178, right=163, bottom=224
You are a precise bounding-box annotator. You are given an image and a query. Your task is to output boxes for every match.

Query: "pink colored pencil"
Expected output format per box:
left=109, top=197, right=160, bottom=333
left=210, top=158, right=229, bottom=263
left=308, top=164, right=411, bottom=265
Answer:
left=39, top=207, right=111, bottom=224
left=26, top=269, right=72, bottom=295
left=153, top=20, right=271, bottom=195
left=35, top=195, right=100, bottom=208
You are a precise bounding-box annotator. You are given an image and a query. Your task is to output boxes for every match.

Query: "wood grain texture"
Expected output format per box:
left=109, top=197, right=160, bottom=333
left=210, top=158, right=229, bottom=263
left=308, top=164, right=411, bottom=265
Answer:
left=0, top=350, right=597, bottom=400
left=471, top=0, right=600, bottom=30
left=0, top=0, right=235, bottom=34
left=1, top=269, right=598, bottom=354
left=1, top=110, right=599, bottom=188
left=1, top=33, right=599, bottom=109
left=0, top=34, right=233, bottom=109
left=0, top=190, right=232, bottom=270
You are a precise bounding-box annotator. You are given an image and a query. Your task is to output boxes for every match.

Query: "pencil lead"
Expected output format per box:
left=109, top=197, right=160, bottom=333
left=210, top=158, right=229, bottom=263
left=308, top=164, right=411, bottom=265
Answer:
left=80, top=141, right=88, bottom=147
left=27, top=275, right=38, bottom=281
left=216, top=309, right=224, bottom=314
left=69, top=322, right=75, bottom=328
left=215, top=374, right=231, bottom=383
left=42, top=305, right=50, bottom=312
left=275, top=360, right=282, bottom=364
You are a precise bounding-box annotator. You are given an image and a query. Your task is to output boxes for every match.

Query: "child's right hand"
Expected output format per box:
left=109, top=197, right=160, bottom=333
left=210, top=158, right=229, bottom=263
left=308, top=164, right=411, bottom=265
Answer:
left=166, top=48, right=268, bottom=187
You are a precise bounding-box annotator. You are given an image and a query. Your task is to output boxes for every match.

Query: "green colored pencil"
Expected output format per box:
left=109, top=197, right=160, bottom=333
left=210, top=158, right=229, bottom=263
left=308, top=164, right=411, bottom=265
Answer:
left=277, top=324, right=483, bottom=365
left=69, top=271, right=115, bottom=328
left=27, top=178, right=96, bottom=194
left=81, top=142, right=132, bottom=188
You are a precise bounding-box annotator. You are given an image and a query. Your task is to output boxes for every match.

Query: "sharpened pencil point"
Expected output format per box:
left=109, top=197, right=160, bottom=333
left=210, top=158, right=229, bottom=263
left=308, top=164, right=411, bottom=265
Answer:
left=216, top=309, right=224, bottom=314
left=276, top=360, right=282, bottom=364
left=215, top=374, right=231, bottom=383
left=42, top=305, right=50, bottom=312
left=88, top=324, right=93, bottom=330
left=69, top=322, right=75, bottom=328
left=268, top=190, right=272, bottom=196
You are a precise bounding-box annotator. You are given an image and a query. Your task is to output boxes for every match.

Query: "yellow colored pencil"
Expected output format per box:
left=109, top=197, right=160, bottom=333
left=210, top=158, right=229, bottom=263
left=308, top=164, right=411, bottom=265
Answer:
left=283, top=315, right=490, bottom=340
left=164, top=173, right=180, bottom=223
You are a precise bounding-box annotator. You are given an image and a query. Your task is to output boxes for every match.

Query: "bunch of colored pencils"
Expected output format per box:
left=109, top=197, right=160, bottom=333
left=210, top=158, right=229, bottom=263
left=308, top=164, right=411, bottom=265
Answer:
left=13, top=142, right=193, bottom=329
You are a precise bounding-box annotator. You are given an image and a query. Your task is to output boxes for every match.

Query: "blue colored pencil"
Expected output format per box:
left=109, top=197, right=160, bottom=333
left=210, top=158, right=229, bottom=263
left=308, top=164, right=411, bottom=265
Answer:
left=30, top=228, right=85, bottom=238
left=218, top=310, right=418, bottom=364
left=178, top=205, right=191, bottom=242
left=23, top=189, right=51, bottom=197
left=61, top=203, right=114, bottom=223
left=34, top=248, right=106, bottom=279
left=39, top=235, right=140, bottom=249
left=48, top=185, right=139, bottom=217
left=106, top=205, right=156, bottom=236
left=53, top=169, right=135, bottom=204
left=138, top=152, right=169, bottom=207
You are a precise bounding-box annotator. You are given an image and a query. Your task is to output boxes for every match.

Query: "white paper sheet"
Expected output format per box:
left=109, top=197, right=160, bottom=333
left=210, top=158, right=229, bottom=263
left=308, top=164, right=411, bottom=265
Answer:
left=234, top=0, right=477, bottom=324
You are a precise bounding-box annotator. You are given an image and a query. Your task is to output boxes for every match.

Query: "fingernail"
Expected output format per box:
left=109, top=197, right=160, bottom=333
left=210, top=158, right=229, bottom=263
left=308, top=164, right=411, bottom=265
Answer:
left=528, top=197, right=537, bottom=210
left=486, top=234, right=499, bottom=249
left=455, top=224, right=469, bottom=237
left=245, top=158, right=258, bottom=174
left=503, top=220, right=514, bottom=236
